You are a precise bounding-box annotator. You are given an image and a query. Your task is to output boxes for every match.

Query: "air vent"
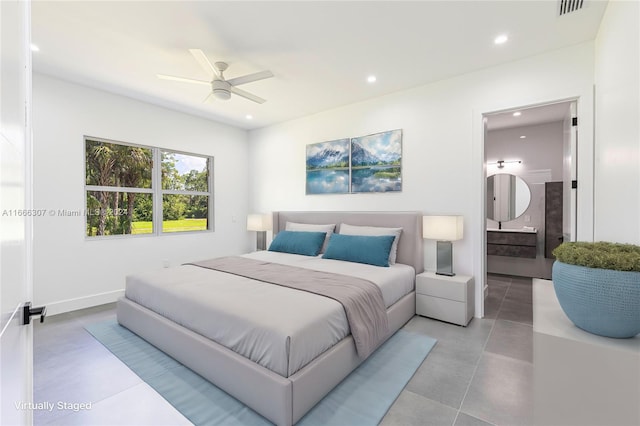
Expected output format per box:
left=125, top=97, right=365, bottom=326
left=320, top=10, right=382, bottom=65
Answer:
left=558, top=0, right=585, bottom=16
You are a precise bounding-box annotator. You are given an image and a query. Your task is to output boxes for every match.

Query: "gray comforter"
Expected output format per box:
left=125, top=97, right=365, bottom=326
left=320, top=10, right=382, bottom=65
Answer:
left=188, top=256, right=390, bottom=359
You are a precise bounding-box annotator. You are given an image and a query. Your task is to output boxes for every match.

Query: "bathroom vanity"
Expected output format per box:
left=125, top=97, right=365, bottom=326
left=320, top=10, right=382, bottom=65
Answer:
left=486, top=173, right=537, bottom=258
left=487, top=228, right=537, bottom=258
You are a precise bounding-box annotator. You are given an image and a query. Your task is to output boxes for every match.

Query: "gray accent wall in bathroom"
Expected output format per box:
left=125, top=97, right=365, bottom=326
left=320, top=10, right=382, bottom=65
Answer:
left=544, top=181, right=563, bottom=258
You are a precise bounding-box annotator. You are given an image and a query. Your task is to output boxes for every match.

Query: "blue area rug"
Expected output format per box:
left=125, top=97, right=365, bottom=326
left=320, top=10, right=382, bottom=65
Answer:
left=85, top=320, right=436, bottom=426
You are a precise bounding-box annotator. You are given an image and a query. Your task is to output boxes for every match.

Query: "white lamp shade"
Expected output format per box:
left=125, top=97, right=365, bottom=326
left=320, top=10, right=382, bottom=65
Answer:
left=423, top=215, right=463, bottom=241
left=247, top=213, right=272, bottom=232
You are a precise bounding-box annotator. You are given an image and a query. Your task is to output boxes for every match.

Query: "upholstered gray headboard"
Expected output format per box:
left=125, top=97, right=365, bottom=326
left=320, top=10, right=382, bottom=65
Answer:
left=272, top=211, right=424, bottom=274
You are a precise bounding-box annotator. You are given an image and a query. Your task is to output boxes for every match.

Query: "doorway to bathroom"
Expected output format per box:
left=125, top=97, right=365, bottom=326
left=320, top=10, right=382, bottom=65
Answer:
left=484, top=100, right=577, bottom=280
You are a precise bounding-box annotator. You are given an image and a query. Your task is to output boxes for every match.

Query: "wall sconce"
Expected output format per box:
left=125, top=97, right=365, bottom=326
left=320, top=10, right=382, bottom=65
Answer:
left=423, top=215, right=464, bottom=276
left=489, top=160, right=522, bottom=169
left=247, top=213, right=272, bottom=250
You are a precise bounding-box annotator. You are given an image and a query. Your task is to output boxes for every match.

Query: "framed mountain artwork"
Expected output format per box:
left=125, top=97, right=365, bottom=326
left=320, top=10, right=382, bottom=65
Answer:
left=305, top=138, right=350, bottom=194
left=350, top=129, right=402, bottom=193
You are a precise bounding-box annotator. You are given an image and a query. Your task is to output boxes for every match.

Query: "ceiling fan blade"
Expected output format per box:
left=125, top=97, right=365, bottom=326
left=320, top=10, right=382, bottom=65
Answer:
left=230, top=86, right=266, bottom=104
left=227, top=70, right=274, bottom=87
left=203, top=92, right=215, bottom=103
left=157, top=74, right=210, bottom=86
left=189, top=49, right=220, bottom=78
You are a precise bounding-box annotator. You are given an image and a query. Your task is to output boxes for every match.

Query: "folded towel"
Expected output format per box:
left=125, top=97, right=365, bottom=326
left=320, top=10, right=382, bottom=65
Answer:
left=522, top=226, right=536, bottom=231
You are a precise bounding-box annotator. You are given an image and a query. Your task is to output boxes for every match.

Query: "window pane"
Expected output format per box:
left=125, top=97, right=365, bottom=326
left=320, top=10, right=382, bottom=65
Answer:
left=162, top=194, right=209, bottom=232
left=161, top=151, right=209, bottom=191
left=86, top=191, right=153, bottom=236
left=85, top=140, right=152, bottom=188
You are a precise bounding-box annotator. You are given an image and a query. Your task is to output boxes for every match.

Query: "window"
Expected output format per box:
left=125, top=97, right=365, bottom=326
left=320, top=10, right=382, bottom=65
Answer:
left=85, top=137, right=213, bottom=237
left=161, top=151, right=211, bottom=233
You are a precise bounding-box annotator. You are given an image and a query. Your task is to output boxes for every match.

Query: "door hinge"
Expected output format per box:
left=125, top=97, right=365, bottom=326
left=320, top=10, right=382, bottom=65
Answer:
left=572, top=117, right=578, bottom=126
left=22, top=302, right=46, bottom=325
left=571, top=180, right=578, bottom=189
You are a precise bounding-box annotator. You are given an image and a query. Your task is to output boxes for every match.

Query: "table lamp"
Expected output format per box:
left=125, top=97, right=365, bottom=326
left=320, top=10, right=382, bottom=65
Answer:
left=423, top=215, right=463, bottom=276
left=247, top=213, right=272, bottom=250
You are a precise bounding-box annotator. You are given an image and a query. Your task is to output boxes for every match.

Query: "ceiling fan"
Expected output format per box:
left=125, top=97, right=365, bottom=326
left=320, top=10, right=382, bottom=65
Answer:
left=157, top=49, right=274, bottom=104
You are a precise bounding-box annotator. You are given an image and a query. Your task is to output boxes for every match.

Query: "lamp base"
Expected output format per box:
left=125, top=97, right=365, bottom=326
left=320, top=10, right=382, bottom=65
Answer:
left=436, top=240, right=455, bottom=276
left=256, top=231, right=267, bottom=251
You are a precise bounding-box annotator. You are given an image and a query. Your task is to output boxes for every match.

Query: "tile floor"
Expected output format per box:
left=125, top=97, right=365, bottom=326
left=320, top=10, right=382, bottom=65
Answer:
left=34, top=273, right=532, bottom=425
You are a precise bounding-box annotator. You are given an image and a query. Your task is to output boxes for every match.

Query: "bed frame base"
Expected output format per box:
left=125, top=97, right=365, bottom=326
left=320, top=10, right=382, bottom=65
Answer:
left=117, top=291, right=415, bottom=426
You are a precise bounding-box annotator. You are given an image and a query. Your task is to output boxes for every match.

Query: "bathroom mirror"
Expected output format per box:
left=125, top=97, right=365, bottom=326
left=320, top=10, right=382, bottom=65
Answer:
left=486, top=173, right=531, bottom=222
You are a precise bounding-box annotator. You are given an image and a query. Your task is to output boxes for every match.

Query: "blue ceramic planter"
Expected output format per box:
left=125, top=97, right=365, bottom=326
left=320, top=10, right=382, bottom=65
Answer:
left=552, top=261, right=640, bottom=338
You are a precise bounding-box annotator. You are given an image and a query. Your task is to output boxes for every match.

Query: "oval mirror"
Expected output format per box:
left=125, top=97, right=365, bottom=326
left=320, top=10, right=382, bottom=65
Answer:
left=487, top=173, right=531, bottom=222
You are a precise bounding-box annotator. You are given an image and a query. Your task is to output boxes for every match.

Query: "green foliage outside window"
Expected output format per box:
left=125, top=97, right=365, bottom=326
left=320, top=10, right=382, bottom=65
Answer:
left=161, top=152, right=209, bottom=222
left=85, top=139, right=211, bottom=237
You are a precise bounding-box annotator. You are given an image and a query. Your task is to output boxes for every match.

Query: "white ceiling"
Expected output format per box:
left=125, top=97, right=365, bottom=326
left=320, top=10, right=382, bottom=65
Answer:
left=32, top=1, right=608, bottom=130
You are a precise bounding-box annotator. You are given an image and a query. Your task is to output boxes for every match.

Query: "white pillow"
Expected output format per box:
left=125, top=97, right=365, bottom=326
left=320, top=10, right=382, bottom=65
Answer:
left=285, top=222, right=336, bottom=253
left=338, top=223, right=402, bottom=264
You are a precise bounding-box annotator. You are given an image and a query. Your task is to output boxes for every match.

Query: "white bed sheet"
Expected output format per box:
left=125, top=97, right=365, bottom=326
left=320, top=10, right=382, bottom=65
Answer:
left=124, top=252, right=415, bottom=377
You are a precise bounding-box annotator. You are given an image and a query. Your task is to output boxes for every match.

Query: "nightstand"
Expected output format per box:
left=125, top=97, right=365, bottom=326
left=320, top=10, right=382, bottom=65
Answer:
left=415, top=271, right=474, bottom=326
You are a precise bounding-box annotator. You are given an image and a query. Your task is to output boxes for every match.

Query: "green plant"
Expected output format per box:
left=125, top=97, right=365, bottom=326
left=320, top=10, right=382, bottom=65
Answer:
left=553, top=242, right=640, bottom=272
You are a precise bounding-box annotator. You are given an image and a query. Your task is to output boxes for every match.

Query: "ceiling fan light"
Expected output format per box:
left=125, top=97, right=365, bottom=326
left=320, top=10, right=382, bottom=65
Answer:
left=165, top=50, right=273, bottom=104
left=213, top=89, right=231, bottom=100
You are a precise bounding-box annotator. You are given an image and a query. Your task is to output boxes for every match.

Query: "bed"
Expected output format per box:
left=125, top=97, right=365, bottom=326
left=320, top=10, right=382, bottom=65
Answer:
left=117, top=211, right=424, bottom=425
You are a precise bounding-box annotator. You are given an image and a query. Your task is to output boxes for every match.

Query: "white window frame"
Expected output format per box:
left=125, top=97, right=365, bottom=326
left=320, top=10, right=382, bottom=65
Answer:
left=84, top=136, right=214, bottom=239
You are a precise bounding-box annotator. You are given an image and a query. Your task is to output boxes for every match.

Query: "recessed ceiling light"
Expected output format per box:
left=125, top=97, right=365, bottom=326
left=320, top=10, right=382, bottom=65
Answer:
left=513, top=111, right=522, bottom=117
left=367, top=75, right=377, bottom=83
left=30, top=43, right=40, bottom=52
left=245, top=114, right=253, bottom=120
left=520, top=135, right=526, bottom=139
left=494, top=34, right=508, bottom=45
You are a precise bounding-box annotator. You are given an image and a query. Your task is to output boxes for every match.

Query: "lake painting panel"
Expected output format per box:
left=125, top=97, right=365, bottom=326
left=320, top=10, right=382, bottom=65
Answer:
left=351, top=129, right=402, bottom=193
left=306, top=138, right=350, bottom=194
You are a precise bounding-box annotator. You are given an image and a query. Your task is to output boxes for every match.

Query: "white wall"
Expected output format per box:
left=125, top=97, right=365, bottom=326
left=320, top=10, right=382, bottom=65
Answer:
left=249, top=42, right=595, bottom=317
left=32, top=74, right=251, bottom=314
left=486, top=121, right=565, bottom=181
left=594, top=0, right=640, bottom=244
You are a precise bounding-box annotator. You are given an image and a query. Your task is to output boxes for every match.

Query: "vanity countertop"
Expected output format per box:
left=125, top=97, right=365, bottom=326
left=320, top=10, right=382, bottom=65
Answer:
left=487, top=227, right=537, bottom=234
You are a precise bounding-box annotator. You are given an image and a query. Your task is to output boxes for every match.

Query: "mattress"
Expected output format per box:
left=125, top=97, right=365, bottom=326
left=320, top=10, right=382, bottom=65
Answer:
left=124, top=251, right=415, bottom=377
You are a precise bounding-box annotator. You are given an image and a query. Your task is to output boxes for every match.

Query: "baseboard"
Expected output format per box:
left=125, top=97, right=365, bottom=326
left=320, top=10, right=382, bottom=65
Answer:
left=43, top=290, right=124, bottom=316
